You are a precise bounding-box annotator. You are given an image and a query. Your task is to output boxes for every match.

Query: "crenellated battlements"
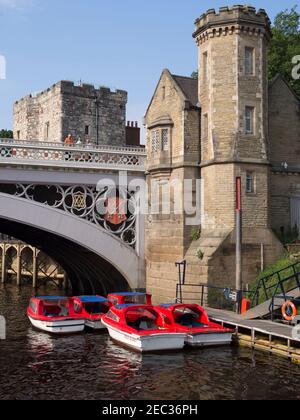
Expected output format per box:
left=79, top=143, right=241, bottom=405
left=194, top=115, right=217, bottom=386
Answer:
left=15, top=80, right=127, bottom=105
left=193, top=5, right=271, bottom=40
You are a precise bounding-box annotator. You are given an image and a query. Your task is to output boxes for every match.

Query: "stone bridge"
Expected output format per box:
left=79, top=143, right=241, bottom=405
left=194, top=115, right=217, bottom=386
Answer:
left=0, top=139, right=147, bottom=295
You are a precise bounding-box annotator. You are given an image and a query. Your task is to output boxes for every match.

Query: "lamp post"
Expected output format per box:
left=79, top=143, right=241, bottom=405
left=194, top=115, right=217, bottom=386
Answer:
left=236, top=177, right=243, bottom=314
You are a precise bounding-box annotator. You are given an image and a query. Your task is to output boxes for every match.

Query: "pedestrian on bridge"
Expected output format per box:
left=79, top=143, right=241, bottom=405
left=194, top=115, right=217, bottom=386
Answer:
left=64, top=134, right=74, bottom=146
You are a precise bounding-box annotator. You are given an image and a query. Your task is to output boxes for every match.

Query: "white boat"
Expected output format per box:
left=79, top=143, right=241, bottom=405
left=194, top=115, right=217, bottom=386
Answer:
left=28, top=316, right=85, bottom=335
left=72, top=296, right=111, bottom=330
left=27, top=297, right=85, bottom=335
left=185, top=331, right=233, bottom=347
left=102, top=304, right=186, bottom=352
left=157, top=303, right=233, bottom=348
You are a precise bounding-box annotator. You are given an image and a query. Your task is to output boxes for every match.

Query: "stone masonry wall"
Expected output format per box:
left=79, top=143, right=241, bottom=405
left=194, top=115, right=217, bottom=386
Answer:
left=14, top=84, right=62, bottom=142
left=269, top=76, right=300, bottom=165
left=13, top=81, right=127, bottom=145
left=60, top=82, right=127, bottom=146
left=269, top=76, right=300, bottom=235
left=145, top=70, right=201, bottom=303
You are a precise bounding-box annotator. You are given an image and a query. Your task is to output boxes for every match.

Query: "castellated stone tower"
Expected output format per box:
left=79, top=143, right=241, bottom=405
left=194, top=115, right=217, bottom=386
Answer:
left=193, top=5, right=271, bottom=231
left=184, top=5, right=283, bottom=290
left=13, top=81, right=128, bottom=145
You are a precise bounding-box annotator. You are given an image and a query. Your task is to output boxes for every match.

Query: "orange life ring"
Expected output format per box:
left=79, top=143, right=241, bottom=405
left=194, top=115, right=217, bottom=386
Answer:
left=282, top=301, right=297, bottom=322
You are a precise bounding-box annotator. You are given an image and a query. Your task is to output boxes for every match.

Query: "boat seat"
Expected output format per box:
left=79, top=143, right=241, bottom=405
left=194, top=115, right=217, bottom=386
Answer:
left=43, top=306, right=61, bottom=317
left=130, top=316, right=157, bottom=331
left=176, top=313, right=205, bottom=328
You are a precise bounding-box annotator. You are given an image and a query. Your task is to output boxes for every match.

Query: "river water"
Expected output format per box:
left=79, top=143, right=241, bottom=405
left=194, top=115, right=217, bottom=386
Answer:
left=0, top=284, right=300, bottom=400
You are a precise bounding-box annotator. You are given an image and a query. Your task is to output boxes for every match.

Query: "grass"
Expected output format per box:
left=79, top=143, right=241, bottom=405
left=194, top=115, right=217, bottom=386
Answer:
left=249, top=253, right=300, bottom=305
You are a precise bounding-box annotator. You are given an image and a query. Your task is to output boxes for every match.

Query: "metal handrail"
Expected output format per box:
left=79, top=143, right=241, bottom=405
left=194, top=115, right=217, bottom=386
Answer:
left=175, top=281, right=255, bottom=311
left=268, top=271, right=300, bottom=319
left=251, top=260, right=300, bottom=307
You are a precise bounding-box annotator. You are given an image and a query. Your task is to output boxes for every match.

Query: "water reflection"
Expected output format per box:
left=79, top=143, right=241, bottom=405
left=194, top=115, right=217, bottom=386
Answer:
left=0, top=285, right=300, bottom=400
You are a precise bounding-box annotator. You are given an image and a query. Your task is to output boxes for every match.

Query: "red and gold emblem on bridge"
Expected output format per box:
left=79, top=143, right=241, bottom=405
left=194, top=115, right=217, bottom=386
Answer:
left=104, top=197, right=127, bottom=225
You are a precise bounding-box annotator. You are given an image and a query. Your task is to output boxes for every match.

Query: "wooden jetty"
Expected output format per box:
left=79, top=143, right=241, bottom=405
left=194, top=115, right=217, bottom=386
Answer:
left=207, top=308, right=300, bottom=364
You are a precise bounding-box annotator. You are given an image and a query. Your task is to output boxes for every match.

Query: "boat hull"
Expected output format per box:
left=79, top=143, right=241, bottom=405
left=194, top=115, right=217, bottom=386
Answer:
left=186, top=332, right=233, bottom=347
left=103, top=321, right=185, bottom=352
left=28, top=316, right=85, bottom=335
left=85, top=319, right=106, bottom=330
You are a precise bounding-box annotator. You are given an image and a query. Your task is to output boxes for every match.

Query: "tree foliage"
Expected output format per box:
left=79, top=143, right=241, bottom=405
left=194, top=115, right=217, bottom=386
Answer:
left=268, top=6, right=300, bottom=97
left=191, top=71, right=198, bottom=79
left=0, top=129, right=13, bottom=139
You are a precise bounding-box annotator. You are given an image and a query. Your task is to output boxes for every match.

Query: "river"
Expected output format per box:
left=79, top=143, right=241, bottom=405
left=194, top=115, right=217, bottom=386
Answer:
left=0, top=284, right=300, bottom=400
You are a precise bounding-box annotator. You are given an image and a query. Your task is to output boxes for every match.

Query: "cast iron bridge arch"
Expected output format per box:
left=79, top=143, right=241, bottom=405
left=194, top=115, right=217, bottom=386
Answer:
left=0, top=139, right=146, bottom=294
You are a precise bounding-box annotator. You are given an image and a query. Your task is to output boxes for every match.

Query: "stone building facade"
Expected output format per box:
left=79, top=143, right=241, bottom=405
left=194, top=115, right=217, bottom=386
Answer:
left=269, top=75, right=300, bottom=235
left=144, top=70, right=201, bottom=301
left=13, top=81, right=135, bottom=146
left=145, top=5, right=300, bottom=303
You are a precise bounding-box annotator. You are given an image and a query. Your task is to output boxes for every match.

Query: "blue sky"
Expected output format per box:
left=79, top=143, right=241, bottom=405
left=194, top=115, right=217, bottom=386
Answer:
left=0, top=0, right=297, bottom=131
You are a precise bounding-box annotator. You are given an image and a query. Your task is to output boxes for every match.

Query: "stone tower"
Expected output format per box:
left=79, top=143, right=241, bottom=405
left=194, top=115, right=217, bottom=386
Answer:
left=193, top=5, right=271, bottom=231
left=182, top=6, right=283, bottom=290
left=13, top=81, right=128, bottom=146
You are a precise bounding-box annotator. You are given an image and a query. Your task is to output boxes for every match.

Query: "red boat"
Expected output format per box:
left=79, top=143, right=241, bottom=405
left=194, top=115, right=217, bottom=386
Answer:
left=27, top=297, right=85, bottom=335
left=157, top=303, right=233, bottom=347
left=102, top=304, right=186, bottom=352
left=72, top=296, right=111, bottom=330
left=108, top=292, right=152, bottom=306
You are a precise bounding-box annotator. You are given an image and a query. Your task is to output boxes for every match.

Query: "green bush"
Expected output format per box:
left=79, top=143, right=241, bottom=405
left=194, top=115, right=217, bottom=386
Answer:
left=190, top=228, right=201, bottom=242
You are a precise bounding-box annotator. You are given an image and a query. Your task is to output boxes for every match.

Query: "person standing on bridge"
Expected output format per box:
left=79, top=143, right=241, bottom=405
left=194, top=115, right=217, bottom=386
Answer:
left=64, top=134, right=74, bottom=146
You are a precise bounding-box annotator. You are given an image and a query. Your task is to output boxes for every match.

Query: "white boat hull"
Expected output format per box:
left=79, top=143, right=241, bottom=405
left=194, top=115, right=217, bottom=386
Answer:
left=102, top=321, right=185, bottom=352
left=186, top=332, right=233, bottom=347
left=85, top=319, right=106, bottom=330
left=28, top=316, right=85, bottom=335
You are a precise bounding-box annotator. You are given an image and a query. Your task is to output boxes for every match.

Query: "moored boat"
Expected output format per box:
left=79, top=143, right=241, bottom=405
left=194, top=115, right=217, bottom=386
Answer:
left=102, top=304, right=186, bottom=352
left=72, top=296, right=111, bottom=330
left=108, top=292, right=152, bottom=306
left=27, top=296, right=85, bottom=335
left=157, top=304, right=233, bottom=347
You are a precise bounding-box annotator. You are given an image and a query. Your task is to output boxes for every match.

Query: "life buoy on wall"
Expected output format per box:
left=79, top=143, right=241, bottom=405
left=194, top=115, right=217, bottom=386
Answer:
left=282, top=301, right=297, bottom=322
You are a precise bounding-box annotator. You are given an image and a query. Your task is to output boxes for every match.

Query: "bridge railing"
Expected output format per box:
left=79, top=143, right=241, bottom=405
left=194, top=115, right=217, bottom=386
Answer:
left=0, top=139, right=146, bottom=172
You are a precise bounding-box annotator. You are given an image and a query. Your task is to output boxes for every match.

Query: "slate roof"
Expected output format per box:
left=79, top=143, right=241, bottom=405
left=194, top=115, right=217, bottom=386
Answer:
left=172, top=74, right=199, bottom=107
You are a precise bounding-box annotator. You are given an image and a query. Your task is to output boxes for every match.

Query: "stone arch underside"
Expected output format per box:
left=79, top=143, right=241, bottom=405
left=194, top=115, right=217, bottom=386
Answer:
left=0, top=193, right=142, bottom=295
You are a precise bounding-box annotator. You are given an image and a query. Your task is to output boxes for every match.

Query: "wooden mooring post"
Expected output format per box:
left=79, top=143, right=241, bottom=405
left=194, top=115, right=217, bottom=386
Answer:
left=1, top=243, right=6, bottom=284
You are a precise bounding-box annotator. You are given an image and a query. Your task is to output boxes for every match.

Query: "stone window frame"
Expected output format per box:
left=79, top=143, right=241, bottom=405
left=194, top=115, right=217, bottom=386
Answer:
left=246, top=171, right=256, bottom=194
left=151, top=129, right=160, bottom=154
left=44, top=122, right=50, bottom=140
left=245, top=46, right=255, bottom=76
left=202, top=113, right=209, bottom=139
left=161, top=128, right=170, bottom=152
left=245, top=106, right=255, bottom=135
left=202, top=51, right=209, bottom=81
left=150, top=127, right=171, bottom=154
left=85, top=125, right=90, bottom=136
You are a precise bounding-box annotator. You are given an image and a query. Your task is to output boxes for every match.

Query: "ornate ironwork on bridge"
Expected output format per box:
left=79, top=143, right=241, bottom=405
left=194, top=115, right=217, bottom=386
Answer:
left=0, top=183, right=139, bottom=248
left=0, top=139, right=146, bottom=172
